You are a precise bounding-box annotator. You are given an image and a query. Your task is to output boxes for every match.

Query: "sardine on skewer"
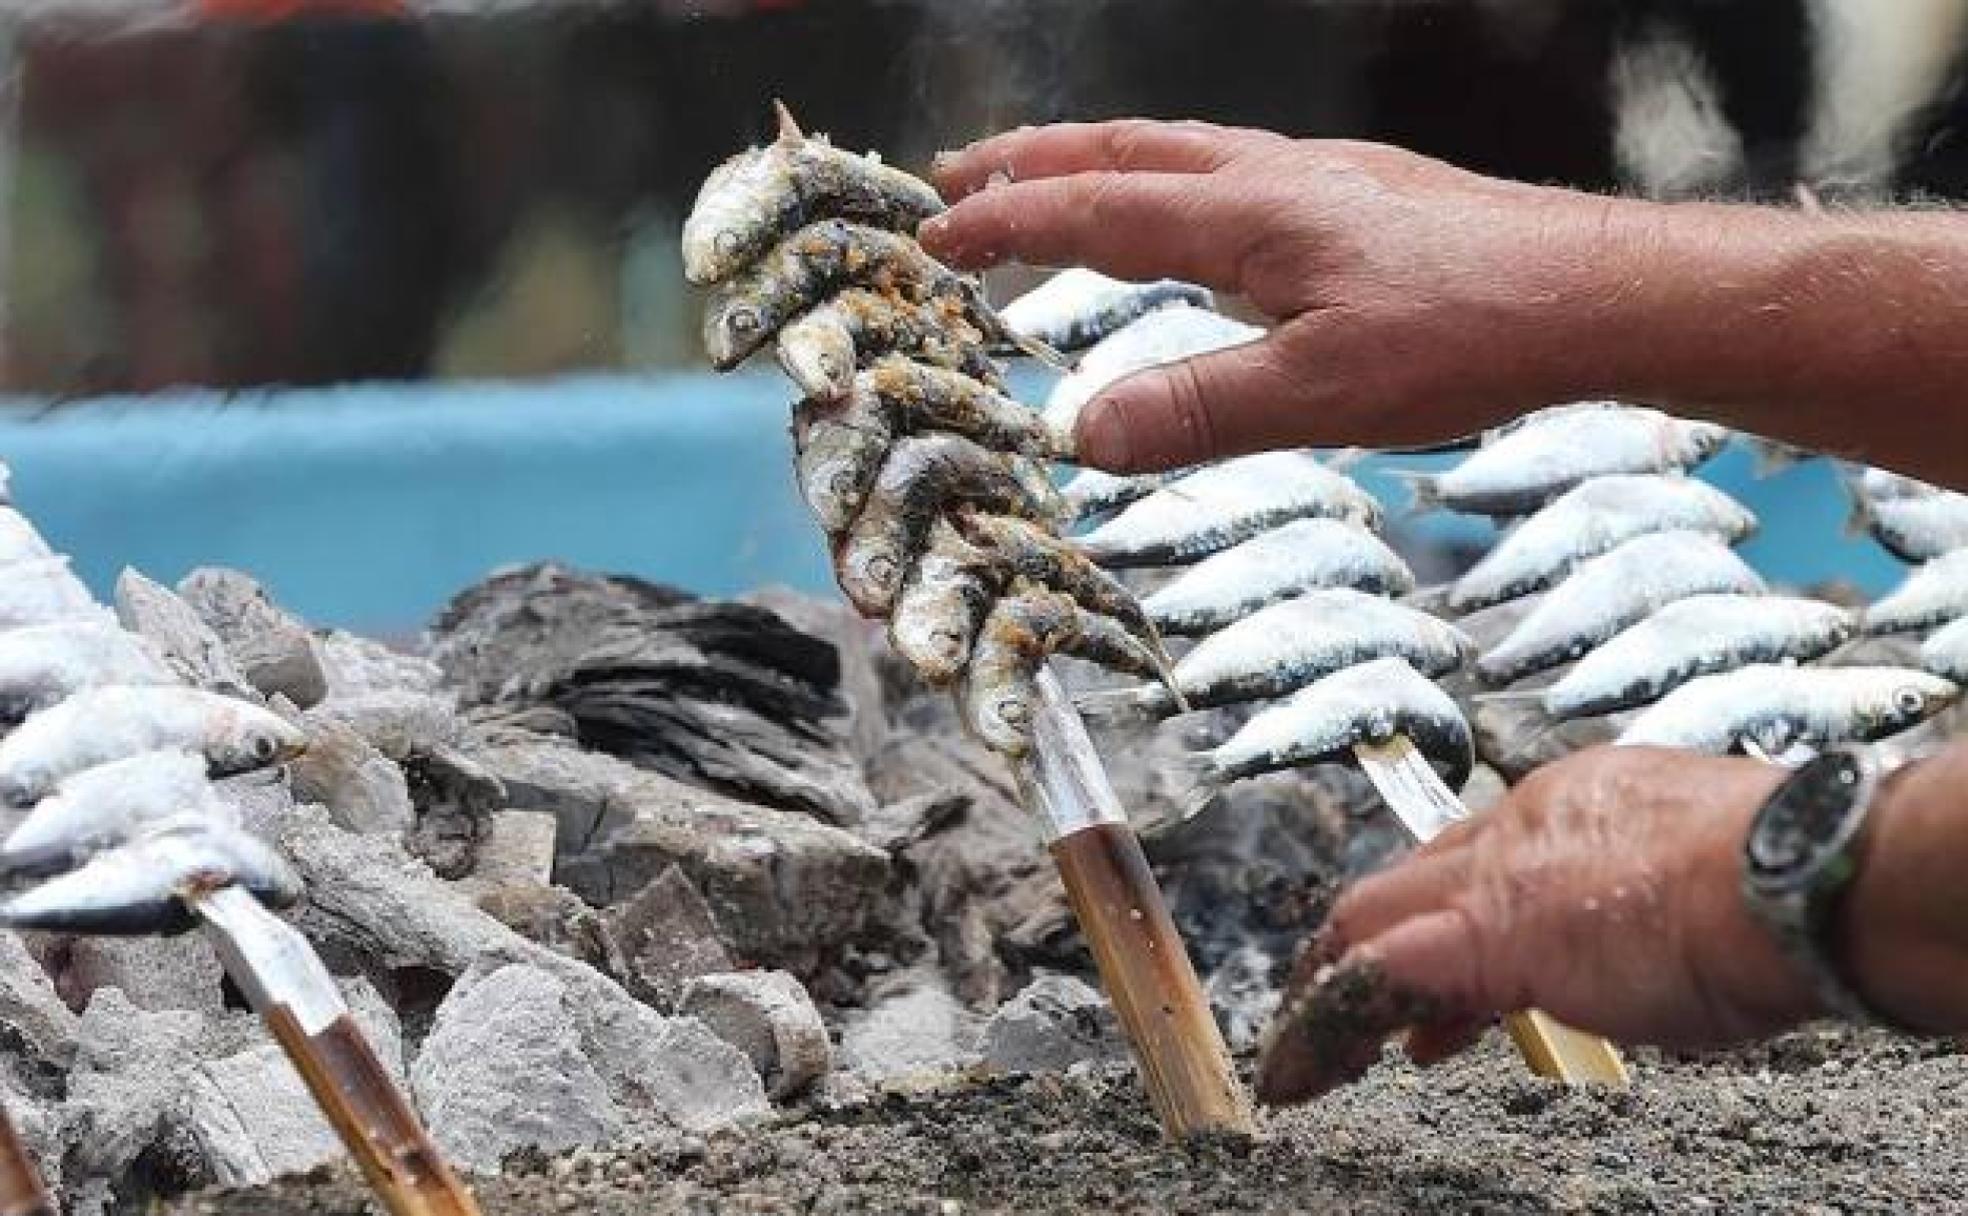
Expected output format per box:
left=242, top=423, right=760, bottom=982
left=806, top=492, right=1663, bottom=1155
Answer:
left=682, top=101, right=946, bottom=287
left=1921, top=615, right=1968, bottom=683
left=1143, top=518, right=1416, bottom=636
left=1615, top=664, right=1959, bottom=755
left=1061, top=467, right=1185, bottom=522
left=0, top=557, right=110, bottom=632
left=889, top=521, right=997, bottom=684
left=0, top=749, right=221, bottom=876
left=777, top=287, right=1000, bottom=400
left=1527, top=594, right=1855, bottom=719
left=1170, top=657, right=1474, bottom=820
left=1850, top=488, right=1968, bottom=563
left=1080, top=588, right=1472, bottom=721
left=1000, top=268, right=1214, bottom=354
left=1475, top=532, right=1767, bottom=686
left=0, top=619, right=175, bottom=720
left=1446, top=475, right=1757, bottom=612
left=1862, top=549, right=1968, bottom=635
left=952, top=511, right=1168, bottom=667
left=1397, top=406, right=1730, bottom=517
left=1043, top=304, right=1263, bottom=434
left=0, top=685, right=307, bottom=806
left=1076, top=451, right=1381, bottom=569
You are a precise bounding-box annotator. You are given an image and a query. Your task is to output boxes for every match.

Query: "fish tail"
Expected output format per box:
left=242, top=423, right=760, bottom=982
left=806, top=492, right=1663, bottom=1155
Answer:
left=1073, top=683, right=1165, bottom=723
left=1390, top=470, right=1443, bottom=514
left=1167, top=751, right=1228, bottom=823
left=1745, top=436, right=1811, bottom=479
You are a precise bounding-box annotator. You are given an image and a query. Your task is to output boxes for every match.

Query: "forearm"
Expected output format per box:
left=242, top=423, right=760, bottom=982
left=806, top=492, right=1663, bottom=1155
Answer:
left=1833, top=740, right=1968, bottom=1030
left=1551, top=200, right=1968, bottom=490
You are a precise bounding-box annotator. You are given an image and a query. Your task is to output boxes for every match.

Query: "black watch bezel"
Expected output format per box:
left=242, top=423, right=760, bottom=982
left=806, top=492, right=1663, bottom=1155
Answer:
left=1744, top=748, right=1874, bottom=899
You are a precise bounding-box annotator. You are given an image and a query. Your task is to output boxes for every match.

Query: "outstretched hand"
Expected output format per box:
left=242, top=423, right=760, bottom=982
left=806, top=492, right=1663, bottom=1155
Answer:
left=922, top=120, right=1644, bottom=472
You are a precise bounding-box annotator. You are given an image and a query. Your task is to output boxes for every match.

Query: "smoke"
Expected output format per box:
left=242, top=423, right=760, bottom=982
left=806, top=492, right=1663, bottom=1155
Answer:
left=1801, top=0, right=1968, bottom=196
left=1608, top=21, right=1745, bottom=199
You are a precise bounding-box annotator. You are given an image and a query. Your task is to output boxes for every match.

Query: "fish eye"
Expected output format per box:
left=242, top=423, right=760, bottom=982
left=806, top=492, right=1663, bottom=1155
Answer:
left=252, top=733, right=278, bottom=762
left=996, top=696, right=1032, bottom=726
left=1895, top=687, right=1926, bottom=714
left=865, top=553, right=899, bottom=589
left=727, top=306, right=761, bottom=335
left=713, top=230, right=742, bottom=256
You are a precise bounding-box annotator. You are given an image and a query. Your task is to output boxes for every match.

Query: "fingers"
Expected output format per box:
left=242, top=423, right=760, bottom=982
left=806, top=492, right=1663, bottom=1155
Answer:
left=919, top=172, right=1254, bottom=284
left=931, top=119, right=1274, bottom=201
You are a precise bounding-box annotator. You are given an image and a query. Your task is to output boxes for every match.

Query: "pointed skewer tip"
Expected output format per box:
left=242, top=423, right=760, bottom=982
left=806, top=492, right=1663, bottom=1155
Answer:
left=772, top=98, right=804, bottom=144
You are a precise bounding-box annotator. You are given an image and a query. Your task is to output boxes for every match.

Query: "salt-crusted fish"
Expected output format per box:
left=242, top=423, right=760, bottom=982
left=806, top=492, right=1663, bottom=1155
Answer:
left=1851, top=488, right=1968, bottom=563
left=1, top=750, right=220, bottom=875
left=1447, top=475, right=1757, bottom=612
left=0, top=507, right=52, bottom=565
left=775, top=287, right=1000, bottom=400
left=1000, top=268, right=1215, bottom=354
left=1531, top=594, right=1855, bottom=719
left=0, top=816, right=301, bottom=935
left=1398, top=406, right=1730, bottom=517
left=0, top=557, right=109, bottom=631
left=1076, top=452, right=1381, bottom=569
left=0, top=620, right=174, bottom=719
left=1475, top=532, right=1767, bottom=686
left=959, top=589, right=1168, bottom=756
left=1920, top=615, right=1968, bottom=684
left=1144, top=519, right=1416, bottom=636
left=1042, top=304, right=1263, bottom=433
left=834, top=434, right=1063, bottom=615
left=861, top=357, right=1073, bottom=460
left=1616, top=664, right=1958, bottom=755
left=682, top=102, right=946, bottom=287
left=1844, top=463, right=1940, bottom=502
left=1170, top=657, right=1473, bottom=819
left=0, top=686, right=308, bottom=807
left=889, top=521, right=996, bottom=684
left=792, top=390, right=894, bottom=536
left=1061, top=468, right=1183, bottom=521
left=1863, top=550, right=1968, bottom=635
left=1081, top=588, right=1471, bottom=720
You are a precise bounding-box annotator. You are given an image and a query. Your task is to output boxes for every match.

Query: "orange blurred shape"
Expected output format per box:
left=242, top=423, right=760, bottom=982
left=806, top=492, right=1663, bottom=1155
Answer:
left=196, top=0, right=407, bottom=18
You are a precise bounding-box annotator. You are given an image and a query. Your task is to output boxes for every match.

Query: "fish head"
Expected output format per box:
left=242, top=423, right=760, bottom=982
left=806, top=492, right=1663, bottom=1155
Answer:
left=680, top=151, right=784, bottom=285
left=703, top=285, right=777, bottom=369
left=205, top=705, right=308, bottom=776
left=835, top=537, right=906, bottom=616
left=890, top=564, right=988, bottom=683
left=777, top=315, right=858, bottom=399
left=961, top=672, right=1036, bottom=756
left=1681, top=421, right=1733, bottom=464
left=1876, top=673, right=1960, bottom=734
left=794, top=414, right=890, bottom=534
left=0, top=818, right=300, bottom=935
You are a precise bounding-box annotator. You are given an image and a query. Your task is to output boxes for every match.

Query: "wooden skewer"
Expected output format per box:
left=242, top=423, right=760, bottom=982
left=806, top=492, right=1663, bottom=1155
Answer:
left=195, top=886, right=483, bottom=1216
left=1016, top=668, right=1256, bottom=1139
left=0, top=1101, right=53, bottom=1216
left=1353, top=737, right=1631, bottom=1088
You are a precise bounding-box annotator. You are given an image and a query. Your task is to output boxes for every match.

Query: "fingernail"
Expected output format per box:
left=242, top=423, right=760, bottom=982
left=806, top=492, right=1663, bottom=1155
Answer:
left=1078, top=398, right=1133, bottom=470
left=917, top=214, right=952, bottom=249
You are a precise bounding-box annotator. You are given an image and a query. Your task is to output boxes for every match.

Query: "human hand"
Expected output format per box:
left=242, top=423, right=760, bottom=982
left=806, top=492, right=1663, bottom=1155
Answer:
left=1253, top=746, right=1813, bottom=1105
left=922, top=120, right=1655, bottom=472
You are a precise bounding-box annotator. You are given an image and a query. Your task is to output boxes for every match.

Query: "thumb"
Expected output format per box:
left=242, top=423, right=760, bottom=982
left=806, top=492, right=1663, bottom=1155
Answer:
left=1074, top=332, right=1324, bottom=473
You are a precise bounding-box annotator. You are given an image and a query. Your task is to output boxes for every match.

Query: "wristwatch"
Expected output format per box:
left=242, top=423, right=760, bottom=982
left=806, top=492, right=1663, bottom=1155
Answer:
left=1740, top=746, right=1896, bottom=1025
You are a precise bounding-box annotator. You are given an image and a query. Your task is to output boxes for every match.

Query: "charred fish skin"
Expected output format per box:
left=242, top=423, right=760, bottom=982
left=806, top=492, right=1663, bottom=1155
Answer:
left=834, top=434, right=1064, bottom=616
left=1615, top=664, right=1959, bottom=755
left=1401, top=406, right=1731, bottom=517
left=952, top=512, right=1162, bottom=654
left=0, top=686, right=308, bottom=807
left=1448, top=475, right=1757, bottom=612
left=1001, top=268, right=1215, bottom=354
left=1475, top=531, right=1767, bottom=687
left=1144, top=518, right=1417, bottom=636
left=681, top=107, right=946, bottom=287
left=792, top=391, right=896, bottom=536
left=959, top=592, right=1079, bottom=756
left=1863, top=549, right=1968, bottom=635
left=861, top=358, right=1074, bottom=461
left=1921, top=615, right=1968, bottom=684
left=889, top=521, right=997, bottom=684
left=1, top=749, right=221, bottom=876
left=1044, top=304, right=1264, bottom=433
left=1082, top=588, right=1472, bottom=721
left=0, top=620, right=174, bottom=721
left=1077, top=451, right=1382, bottom=569
left=776, top=287, right=999, bottom=400
left=1541, top=594, right=1855, bottom=719
left=0, top=818, right=303, bottom=936
left=1856, top=490, right=1968, bottom=563
left=1174, top=657, right=1473, bottom=817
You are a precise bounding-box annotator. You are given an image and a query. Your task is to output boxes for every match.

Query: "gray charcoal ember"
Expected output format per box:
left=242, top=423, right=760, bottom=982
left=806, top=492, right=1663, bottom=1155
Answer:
left=744, top=586, right=891, bottom=765
left=837, top=970, right=982, bottom=1082
left=1473, top=693, right=1627, bottom=784
left=113, top=568, right=250, bottom=695
left=403, top=745, right=504, bottom=879
left=177, top=567, right=328, bottom=709
left=678, top=970, right=832, bottom=1100
left=315, top=629, right=446, bottom=700
left=599, top=865, right=736, bottom=1010
left=52, top=931, right=226, bottom=1014
left=286, top=712, right=415, bottom=836
left=981, top=974, right=1128, bottom=1075
left=466, top=810, right=558, bottom=888
left=476, top=734, right=889, bottom=966
left=1202, top=946, right=1281, bottom=1055
left=0, top=930, right=79, bottom=1097
left=471, top=882, right=613, bottom=970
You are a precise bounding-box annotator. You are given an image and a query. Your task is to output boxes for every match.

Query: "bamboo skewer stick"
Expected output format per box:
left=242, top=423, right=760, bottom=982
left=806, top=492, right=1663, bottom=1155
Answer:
left=195, top=886, right=483, bottom=1216
left=0, top=1101, right=52, bottom=1216
left=1015, top=668, right=1256, bottom=1139
left=1353, top=737, right=1630, bottom=1087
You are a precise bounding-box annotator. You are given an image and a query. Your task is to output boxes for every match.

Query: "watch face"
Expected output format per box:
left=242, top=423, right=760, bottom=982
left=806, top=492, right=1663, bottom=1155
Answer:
left=1747, top=752, right=1865, bottom=881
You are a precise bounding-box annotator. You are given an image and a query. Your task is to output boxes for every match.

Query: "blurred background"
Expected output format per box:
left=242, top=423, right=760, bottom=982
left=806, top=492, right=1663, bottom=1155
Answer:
left=1, top=0, right=1962, bottom=634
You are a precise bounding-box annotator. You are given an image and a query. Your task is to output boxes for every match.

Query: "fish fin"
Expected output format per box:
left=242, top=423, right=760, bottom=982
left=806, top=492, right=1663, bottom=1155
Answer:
left=772, top=98, right=805, bottom=145
left=1389, top=470, right=1443, bottom=514
left=1746, top=437, right=1813, bottom=479
left=1167, top=752, right=1228, bottom=823
left=1073, top=683, right=1164, bottom=723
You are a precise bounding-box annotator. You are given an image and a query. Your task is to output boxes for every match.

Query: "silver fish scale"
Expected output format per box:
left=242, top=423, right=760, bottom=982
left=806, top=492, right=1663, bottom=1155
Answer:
left=1542, top=593, right=1854, bottom=719
left=1863, top=491, right=1968, bottom=563
left=0, top=621, right=175, bottom=718
left=1195, top=656, right=1473, bottom=789
left=1001, top=268, right=1214, bottom=354
left=1476, top=531, right=1767, bottom=686
left=1921, top=616, right=1968, bottom=683
left=1042, top=305, right=1263, bottom=433
left=1076, top=452, right=1381, bottom=568
left=1616, top=664, right=1959, bottom=754
left=1409, top=406, right=1729, bottom=517
left=1448, top=474, right=1756, bottom=611
left=1145, top=518, right=1415, bottom=635
left=1863, top=549, right=1968, bottom=635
